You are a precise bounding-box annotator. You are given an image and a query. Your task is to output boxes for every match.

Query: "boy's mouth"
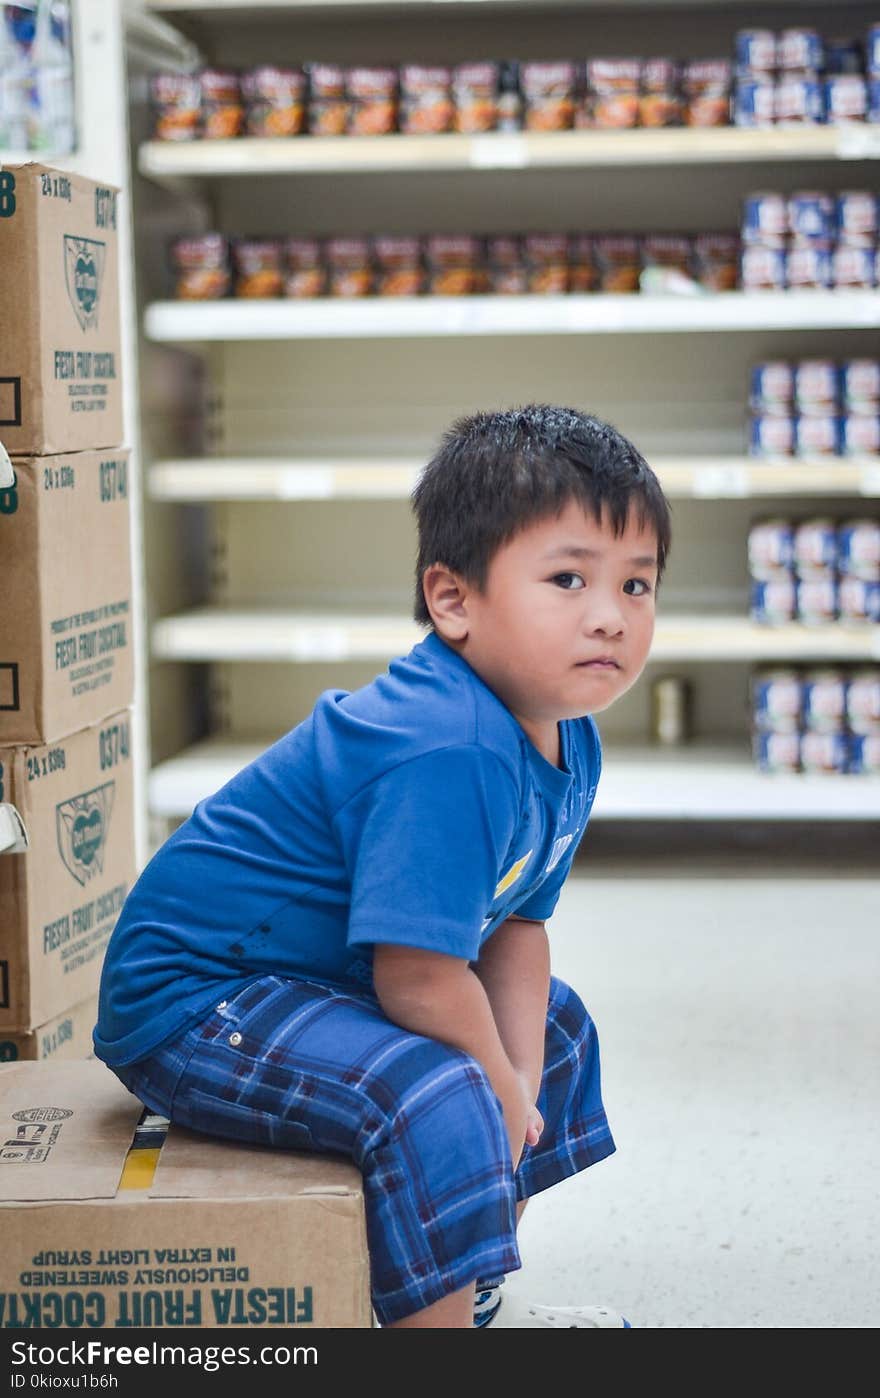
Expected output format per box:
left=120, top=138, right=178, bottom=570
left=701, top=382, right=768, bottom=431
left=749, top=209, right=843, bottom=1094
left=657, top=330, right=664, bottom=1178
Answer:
left=577, top=657, right=621, bottom=670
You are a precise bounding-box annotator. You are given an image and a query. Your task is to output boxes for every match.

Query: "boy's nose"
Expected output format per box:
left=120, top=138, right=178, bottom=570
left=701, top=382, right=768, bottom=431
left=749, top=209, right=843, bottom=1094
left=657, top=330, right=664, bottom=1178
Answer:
left=585, top=596, right=625, bottom=636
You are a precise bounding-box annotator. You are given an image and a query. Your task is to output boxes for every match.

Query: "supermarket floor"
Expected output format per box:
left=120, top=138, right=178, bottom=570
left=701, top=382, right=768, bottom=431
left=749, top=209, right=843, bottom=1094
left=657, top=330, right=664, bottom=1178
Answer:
left=506, top=830, right=880, bottom=1330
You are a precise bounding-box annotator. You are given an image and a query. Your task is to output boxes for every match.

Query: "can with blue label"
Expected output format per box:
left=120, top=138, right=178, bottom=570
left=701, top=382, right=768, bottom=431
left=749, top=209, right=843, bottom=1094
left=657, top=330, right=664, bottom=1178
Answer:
left=753, top=730, right=801, bottom=773
left=836, top=191, right=878, bottom=245
left=839, top=575, right=880, bottom=623
left=751, top=667, right=803, bottom=732
left=795, top=359, right=839, bottom=412
left=849, top=732, right=880, bottom=774
left=788, top=191, right=835, bottom=242
left=796, top=576, right=839, bottom=625
left=870, top=24, right=880, bottom=75
left=794, top=516, right=838, bottom=574
left=786, top=244, right=833, bottom=290
left=776, top=73, right=825, bottom=125
left=749, top=517, right=795, bottom=576
left=750, top=414, right=795, bottom=457
left=795, top=414, right=842, bottom=457
left=838, top=518, right=880, bottom=578
left=802, top=667, right=848, bottom=732
left=734, top=77, right=776, bottom=127
left=846, top=668, right=880, bottom=734
left=736, top=29, right=777, bottom=75
left=800, top=730, right=850, bottom=774
left=840, top=359, right=880, bottom=410
left=742, top=192, right=788, bottom=245
left=841, top=414, right=880, bottom=456
left=750, top=361, right=794, bottom=414
left=832, top=244, right=877, bottom=289
left=741, top=245, right=787, bottom=290
left=751, top=576, right=798, bottom=623
left=778, top=28, right=825, bottom=73
left=826, top=74, right=868, bottom=122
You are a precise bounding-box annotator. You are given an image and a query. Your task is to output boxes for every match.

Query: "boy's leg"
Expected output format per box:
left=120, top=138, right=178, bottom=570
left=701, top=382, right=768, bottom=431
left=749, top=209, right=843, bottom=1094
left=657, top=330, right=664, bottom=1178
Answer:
left=110, top=974, right=520, bottom=1328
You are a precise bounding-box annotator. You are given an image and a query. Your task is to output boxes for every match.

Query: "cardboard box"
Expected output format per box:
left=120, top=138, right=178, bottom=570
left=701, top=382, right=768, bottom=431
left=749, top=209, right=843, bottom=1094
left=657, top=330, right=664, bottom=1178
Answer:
left=0, top=712, right=135, bottom=1031
left=0, top=1061, right=372, bottom=1329
left=0, top=163, right=123, bottom=455
left=0, top=994, right=98, bottom=1064
left=0, top=449, right=133, bottom=744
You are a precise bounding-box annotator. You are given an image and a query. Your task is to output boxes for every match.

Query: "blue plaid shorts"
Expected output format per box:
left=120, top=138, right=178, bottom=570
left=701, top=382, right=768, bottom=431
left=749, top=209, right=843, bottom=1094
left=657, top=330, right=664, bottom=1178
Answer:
left=112, top=973, right=615, bottom=1325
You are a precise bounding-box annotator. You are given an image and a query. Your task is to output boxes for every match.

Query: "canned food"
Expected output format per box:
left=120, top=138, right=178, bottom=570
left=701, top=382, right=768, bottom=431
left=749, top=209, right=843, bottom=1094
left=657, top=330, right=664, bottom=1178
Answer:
left=372, top=236, right=425, bottom=297
left=825, top=74, right=868, bottom=123
left=838, top=519, right=880, bottom=578
left=170, top=233, right=231, bottom=300
left=691, top=234, right=739, bottom=291
left=325, top=237, right=373, bottom=297
left=749, top=518, right=795, bottom=575
left=594, top=236, right=641, bottom=294
left=841, top=414, right=880, bottom=457
left=750, top=361, right=794, bottom=414
left=241, top=65, right=307, bottom=137
left=733, top=77, right=775, bottom=128
left=838, top=575, right=880, bottom=623
left=650, top=675, right=693, bottom=745
left=307, top=62, right=347, bottom=136
left=846, top=668, right=880, bottom=733
left=849, top=731, right=880, bottom=774
left=802, top=667, right=848, bottom=732
left=640, top=235, right=692, bottom=275
left=750, top=414, right=795, bottom=458
left=523, top=234, right=569, bottom=294
left=740, top=245, right=786, bottom=291
left=751, top=576, right=798, bottom=624
left=785, top=244, right=832, bottom=290
left=753, top=730, right=800, bottom=773
left=681, top=60, right=731, bottom=127
left=832, top=244, right=877, bottom=289
left=794, top=415, right=842, bottom=458
left=800, top=730, right=850, bottom=773
left=639, top=59, right=683, bottom=128
left=583, top=60, right=640, bottom=130
left=283, top=237, right=326, bottom=299
left=787, top=191, right=836, bottom=242
left=346, top=66, right=399, bottom=136
left=840, top=359, right=880, bottom=410
left=521, top=61, right=577, bottom=131
left=775, top=74, right=825, bottom=126
left=231, top=238, right=283, bottom=298
left=199, top=67, right=244, bottom=139
left=793, top=516, right=838, bottom=574
left=567, top=235, right=598, bottom=294
left=778, top=29, right=825, bottom=73
left=487, top=236, right=527, bottom=295
left=399, top=65, right=455, bottom=135
left=150, top=72, right=201, bottom=141
left=795, top=359, right=839, bottom=411
left=452, top=61, right=501, bottom=132
left=742, top=191, right=788, bottom=246
left=736, top=30, right=777, bottom=74
left=751, top=667, right=802, bottom=732
left=796, top=576, right=839, bottom=625
left=836, top=191, right=878, bottom=245
left=425, top=235, right=485, bottom=295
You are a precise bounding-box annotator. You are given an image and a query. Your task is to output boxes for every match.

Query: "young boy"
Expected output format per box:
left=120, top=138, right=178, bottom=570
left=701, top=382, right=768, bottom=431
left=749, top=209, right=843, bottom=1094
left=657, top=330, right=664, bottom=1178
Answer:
left=93, top=404, right=670, bottom=1329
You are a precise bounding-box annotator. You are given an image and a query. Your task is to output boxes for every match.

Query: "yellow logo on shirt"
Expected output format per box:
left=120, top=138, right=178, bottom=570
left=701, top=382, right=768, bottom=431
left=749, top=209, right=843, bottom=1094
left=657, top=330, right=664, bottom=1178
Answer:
left=494, top=850, right=533, bottom=899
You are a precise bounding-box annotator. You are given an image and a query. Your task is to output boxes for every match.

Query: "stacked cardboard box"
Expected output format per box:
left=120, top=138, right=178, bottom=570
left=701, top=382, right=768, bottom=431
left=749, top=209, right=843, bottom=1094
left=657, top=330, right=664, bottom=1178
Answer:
left=0, top=164, right=135, bottom=1060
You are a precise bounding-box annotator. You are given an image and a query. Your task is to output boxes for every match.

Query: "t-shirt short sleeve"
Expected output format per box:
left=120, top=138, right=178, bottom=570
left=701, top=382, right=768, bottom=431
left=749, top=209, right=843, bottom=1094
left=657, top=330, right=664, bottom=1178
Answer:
left=336, top=745, right=520, bottom=961
left=512, top=836, right=581, bottom=922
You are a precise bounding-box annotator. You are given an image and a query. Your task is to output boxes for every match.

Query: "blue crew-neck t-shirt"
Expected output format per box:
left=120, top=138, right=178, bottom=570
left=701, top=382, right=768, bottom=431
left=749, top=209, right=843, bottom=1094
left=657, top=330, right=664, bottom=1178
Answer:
left=93, top=632, right=602, bottom=1068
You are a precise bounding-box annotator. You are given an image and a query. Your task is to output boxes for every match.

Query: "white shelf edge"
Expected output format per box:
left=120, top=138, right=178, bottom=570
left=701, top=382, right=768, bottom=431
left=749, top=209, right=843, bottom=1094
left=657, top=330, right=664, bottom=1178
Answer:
left=148, top=737, right=880, bottom=822
left=147, top=456, right=880, bottom=501
left=150, top=608, right=880, bottom=663
left=136, top=126, right=874, bottom=180
left=144, top=292, right=880, bottom=343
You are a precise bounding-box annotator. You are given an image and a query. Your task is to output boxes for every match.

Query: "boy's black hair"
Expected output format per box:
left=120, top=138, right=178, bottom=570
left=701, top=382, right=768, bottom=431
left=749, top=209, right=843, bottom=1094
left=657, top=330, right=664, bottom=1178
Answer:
left=411, top=403, right=672, bottom=625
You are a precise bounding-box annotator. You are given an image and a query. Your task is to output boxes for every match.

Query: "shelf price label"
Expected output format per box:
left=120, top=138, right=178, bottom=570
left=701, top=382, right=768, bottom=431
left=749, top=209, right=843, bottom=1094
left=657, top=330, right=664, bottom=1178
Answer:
left=691, top=464, right=749, bottom=497
left=836, top=127, right=880, bottom=160
left=859, top=463, right=880, bottom=496
left=279, top=468, right=335, bottom=500
left=469, top=135, right=528, bottom=169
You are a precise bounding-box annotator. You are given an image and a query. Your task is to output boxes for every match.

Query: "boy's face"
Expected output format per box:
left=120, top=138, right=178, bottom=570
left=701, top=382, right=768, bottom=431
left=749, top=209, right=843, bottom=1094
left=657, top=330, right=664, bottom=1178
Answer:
left=431, top=498, right=659, bottom=754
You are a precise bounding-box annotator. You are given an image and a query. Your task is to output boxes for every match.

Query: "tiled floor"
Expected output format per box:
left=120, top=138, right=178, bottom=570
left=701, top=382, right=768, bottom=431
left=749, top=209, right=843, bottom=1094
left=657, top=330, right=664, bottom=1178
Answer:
left=504, top=853, right=880, bottom=1329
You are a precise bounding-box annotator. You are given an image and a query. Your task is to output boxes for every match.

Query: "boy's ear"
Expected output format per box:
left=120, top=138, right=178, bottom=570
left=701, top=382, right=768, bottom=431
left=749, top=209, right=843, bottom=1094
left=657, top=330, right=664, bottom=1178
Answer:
left=422, top=562, right=469, bottom=642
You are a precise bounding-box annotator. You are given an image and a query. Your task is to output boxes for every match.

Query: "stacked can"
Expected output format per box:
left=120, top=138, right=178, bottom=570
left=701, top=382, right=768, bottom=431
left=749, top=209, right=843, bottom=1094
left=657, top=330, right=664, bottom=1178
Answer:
left=748, top=514, right=880, bottom=625
left=740, top=189, right=878, bottom=291
left=732, top=25, right=876, bottom=126
left=751, top=665, right=880, bottom=773
left=749, top=359, right=880, bottom=459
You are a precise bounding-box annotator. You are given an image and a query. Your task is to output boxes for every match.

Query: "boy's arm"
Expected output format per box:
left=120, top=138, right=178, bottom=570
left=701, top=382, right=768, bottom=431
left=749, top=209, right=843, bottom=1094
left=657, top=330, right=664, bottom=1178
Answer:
left=372, top=944, right=533, bottom=1166
left=472, top=915, right=551, bottom=1105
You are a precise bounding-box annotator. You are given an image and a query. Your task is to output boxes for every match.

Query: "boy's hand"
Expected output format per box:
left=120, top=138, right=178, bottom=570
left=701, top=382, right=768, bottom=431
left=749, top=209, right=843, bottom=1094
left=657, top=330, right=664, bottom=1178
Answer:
left=524, top=1101, right=544, bottom=1149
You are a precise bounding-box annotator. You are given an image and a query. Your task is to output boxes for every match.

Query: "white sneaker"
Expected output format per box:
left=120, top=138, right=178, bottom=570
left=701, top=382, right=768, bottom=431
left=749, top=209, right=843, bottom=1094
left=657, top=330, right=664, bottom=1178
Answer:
left=487, top=1293, right=632, bottom=1328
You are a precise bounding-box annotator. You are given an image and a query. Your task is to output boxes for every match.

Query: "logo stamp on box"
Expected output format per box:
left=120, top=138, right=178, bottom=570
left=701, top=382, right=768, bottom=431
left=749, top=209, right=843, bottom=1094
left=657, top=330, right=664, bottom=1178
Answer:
left=56, top=781, right=115, bottom=886
left=63, top=236, right=106, bottom=331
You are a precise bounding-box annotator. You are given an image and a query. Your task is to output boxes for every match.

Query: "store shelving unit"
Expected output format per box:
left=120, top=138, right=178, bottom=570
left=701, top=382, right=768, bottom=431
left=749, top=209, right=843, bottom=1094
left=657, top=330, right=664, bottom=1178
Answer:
left=134, top=0, right=880, bottom=840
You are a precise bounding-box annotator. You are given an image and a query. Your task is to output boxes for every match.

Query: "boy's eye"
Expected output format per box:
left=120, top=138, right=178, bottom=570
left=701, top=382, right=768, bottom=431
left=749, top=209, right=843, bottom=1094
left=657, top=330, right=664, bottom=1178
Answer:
left=552, top=572, right=585, bottom=590
left=623, top=578, right=653, bottom=597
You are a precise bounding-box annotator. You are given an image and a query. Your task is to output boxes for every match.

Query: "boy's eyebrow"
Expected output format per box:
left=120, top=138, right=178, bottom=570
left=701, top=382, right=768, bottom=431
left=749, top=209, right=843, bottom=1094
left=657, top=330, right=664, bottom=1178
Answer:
left=541, top=545, right=659, bottom=568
